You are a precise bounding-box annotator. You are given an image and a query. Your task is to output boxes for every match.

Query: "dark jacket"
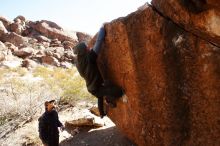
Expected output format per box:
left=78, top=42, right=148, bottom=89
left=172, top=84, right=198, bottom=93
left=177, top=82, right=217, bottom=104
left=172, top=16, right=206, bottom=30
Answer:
left=76, top=49, right=103, bottom=95
left=38, top=109, right=62, bottom=145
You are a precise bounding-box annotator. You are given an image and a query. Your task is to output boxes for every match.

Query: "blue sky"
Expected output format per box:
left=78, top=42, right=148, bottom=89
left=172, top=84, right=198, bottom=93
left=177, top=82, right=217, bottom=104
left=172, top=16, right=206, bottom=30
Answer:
left=0, top=0, right=151, bottom=35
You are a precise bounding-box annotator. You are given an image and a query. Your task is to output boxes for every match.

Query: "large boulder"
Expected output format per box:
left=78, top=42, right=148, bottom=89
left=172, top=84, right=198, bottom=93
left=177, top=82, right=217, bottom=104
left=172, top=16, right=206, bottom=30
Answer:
left=0, top=41, right=7, bottom=61
left=44, top=47, right=65, bottom=57
left=9, top=15, right=26, bottom=35
left=35, top=35, right=51, bottom=43
left=0, top=55, right=22, bottom=68
left=9, top=22, right=25, bottom=35
left=14, top=15, right=26, bottom=23
left=152, top=0, right=220, bottom=47
left=0, top=16, right=12, bottom=29
left=22, top=59, right=38, bottom=68
left=96, top=4, right=220, bottom=146
left=30, top=20, right=78, bottom=43
left=64, top=50, right=75, bottom=61
left=62, top=40, right=75, bottom=50
left=50, top=39, right=63, bottom=47
left=41, top=55, right=60, bottom=66
left=13, top=47, right=34, bottom=58
left=0, top=32, right=28, bottom=47
left=4, top=42, right=18, bottom=52
left=0, top=21, right=8, bottom=36
left=76, top=32, right=92, bottom=43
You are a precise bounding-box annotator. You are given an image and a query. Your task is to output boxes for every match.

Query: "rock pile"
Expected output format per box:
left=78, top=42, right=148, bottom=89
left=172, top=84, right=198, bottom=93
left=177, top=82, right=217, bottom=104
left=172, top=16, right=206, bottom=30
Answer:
left=0, top=15, right=91, bottom=68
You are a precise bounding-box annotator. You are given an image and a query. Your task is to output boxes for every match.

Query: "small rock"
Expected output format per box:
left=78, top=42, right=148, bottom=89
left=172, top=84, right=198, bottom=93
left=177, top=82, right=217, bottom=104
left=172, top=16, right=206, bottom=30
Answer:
left=41, top=55, right=60, bottom=66
left=89, top=107, right=100, bottom=117
left=13, top=47, right=34, bottom=58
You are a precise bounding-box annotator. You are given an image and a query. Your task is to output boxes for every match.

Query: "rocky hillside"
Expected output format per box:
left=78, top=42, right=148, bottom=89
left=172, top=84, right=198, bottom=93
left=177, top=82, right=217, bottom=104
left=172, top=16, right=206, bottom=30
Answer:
left=96, top=1, right=220, bottom=146
left=0, top=16, right=93, bottom=146
left=0, top=15, right=91, bottom=69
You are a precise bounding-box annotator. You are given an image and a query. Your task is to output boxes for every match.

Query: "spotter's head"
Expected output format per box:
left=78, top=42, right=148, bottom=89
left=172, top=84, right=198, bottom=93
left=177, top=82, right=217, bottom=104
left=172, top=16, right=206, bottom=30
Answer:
left=45, top=100, right=56, bottom=111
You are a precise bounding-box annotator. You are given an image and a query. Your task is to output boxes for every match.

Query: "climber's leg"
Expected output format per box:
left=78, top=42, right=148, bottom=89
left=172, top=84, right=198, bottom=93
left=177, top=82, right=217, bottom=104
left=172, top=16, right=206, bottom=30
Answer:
left=96, top=83, right=123, bottom=99
left=95, top=82, right=124, bottom=108
left=92, top=26, right=105, bottom=55
left=97, top=97, right=106, bottom=118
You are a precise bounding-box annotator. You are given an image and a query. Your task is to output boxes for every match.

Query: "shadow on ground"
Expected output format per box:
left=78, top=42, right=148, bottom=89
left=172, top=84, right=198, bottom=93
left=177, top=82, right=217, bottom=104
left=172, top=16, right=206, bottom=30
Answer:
left=60, top=126, right=136, bottom=146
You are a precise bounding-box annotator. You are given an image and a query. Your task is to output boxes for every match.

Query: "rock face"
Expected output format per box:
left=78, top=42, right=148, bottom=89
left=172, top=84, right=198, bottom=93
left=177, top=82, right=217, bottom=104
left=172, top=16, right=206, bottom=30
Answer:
left=0, top=21, right=8, bottom=36
left=97, top=3, right=220, bottom=146
left=30, top=20, right=78, bottom=43
left=13, top=47, right=34, bottom=58
left=0, top=16, right=12, bottom=29
left=1, top=32, right=28, bottom=47
left=152, top=0, right=220, bottom=47
left=76, top=32, right=92, bottom=43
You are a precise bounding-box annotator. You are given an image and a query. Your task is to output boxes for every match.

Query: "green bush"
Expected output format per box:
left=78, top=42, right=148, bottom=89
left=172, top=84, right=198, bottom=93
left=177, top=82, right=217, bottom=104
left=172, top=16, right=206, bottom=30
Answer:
left=33, top=66, right=92, bottom=103
left=0, top=115, right=7, bottom=126
left=0, top=66, right=94, bottom=124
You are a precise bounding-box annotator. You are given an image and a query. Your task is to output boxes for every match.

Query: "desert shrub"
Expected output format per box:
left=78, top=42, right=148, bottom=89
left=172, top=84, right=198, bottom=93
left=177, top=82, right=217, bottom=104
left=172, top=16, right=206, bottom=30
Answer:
left=33, top=66, right=93, bottom=104
left=0, top=76, right=51, bottom=119
left=0, top=66, right=94, bottom=125
left=0, top=113, right=19, bottom=126
left=0, top=115, right=7, bottom=126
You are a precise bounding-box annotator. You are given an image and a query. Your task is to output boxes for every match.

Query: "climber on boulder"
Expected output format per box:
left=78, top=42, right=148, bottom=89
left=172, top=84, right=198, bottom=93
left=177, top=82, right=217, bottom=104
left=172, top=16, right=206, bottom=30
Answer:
left=73, top=25, right=124, bottom=118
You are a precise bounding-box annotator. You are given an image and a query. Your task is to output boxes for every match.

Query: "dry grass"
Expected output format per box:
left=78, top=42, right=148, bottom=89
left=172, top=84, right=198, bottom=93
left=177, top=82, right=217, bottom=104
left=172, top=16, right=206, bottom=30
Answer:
left=0, top=66, right=94, bottom=126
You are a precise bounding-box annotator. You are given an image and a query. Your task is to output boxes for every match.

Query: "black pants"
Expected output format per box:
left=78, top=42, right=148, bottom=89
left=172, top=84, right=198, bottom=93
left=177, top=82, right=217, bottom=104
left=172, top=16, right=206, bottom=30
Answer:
left=48, top=135, right=59, bottom=146
left=91, top=83, right=123, bottom=116
left=95, top=83, right=123, bottom=98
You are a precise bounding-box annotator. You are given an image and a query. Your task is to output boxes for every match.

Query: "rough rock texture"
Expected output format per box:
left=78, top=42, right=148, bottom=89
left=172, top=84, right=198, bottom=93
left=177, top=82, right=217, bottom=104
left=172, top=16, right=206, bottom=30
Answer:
left=41, top=55, right=59, bottom=66
left=0, top=41, right=7, bottom=61
left=1, top=32, right=28, bottom=47
left=76, top=32, right=92, bottom=43
left=21, top=59, right=38, bottom=68
left=14, top=15, right=26, bottom=23
left=152, top=0, right=220, bottom=47
left=208, top=0, right=220, bottom=10
left=9, top=22, right=24, bottom=35
left=0, top=21, right=8, bottom=36
left=97, top=4, right=220, bottom=146
left=30, top=20, right=78, bottom=43
left=13, top=47, right=34, bottom=58
left=4, top=42, right=18, bottom=52
left=0, top=16, right=12, bottom=29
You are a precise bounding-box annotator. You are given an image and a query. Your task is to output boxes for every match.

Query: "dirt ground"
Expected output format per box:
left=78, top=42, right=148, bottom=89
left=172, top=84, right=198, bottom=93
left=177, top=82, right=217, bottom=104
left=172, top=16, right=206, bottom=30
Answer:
left=0, top=101, right=136, bottom=146
left=60, top=126, right=136, bottom=146
left=59, top=101, right=136, bottom=146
